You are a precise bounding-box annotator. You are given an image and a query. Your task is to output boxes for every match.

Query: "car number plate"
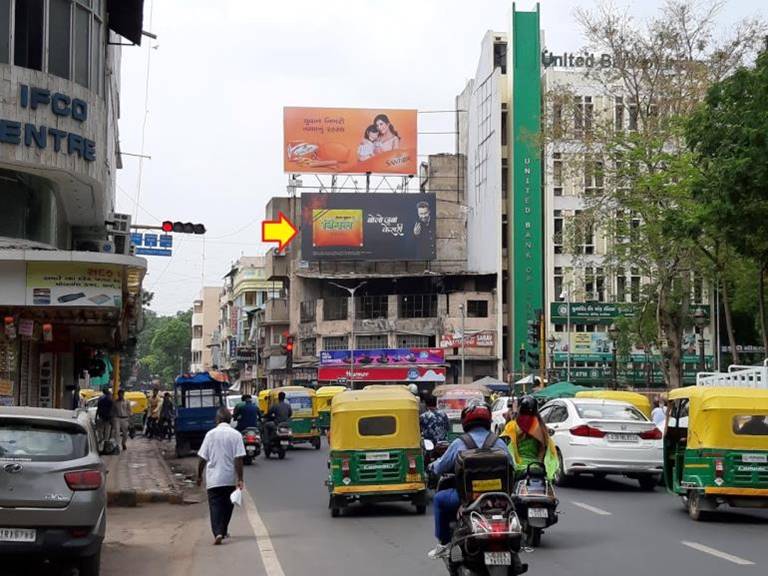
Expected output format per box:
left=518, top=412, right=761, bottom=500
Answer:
left=606, top=433, right=639, bottom=443
left=0, top=528, right=36, bottom=543
left=280, top=440, right=290, bottom=446
left=528, top=507, right=548, bottom=519
left=484, top=552, right=511, bottom=566
left=743, top=453, right=768, bottom=464
left=365, top=452, right=390, bottom=461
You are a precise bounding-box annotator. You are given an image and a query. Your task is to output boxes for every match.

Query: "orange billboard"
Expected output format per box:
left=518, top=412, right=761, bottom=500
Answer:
left=283, top=107, right=417, bottom=175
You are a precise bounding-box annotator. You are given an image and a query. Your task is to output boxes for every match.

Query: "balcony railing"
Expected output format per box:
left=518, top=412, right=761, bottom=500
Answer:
left=264, top=298, right=289, bottom=324
left=300, top=300, right=317, bottom=323
left=323, top=297, right=348, bottom=321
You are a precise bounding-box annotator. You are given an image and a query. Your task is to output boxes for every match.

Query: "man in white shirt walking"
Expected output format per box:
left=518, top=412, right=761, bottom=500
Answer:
left=197, top=407, right=246, bottom=545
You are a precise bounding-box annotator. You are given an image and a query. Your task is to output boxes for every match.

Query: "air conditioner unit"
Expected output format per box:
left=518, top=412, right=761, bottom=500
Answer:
left=106, top=213, right=132, bottom=234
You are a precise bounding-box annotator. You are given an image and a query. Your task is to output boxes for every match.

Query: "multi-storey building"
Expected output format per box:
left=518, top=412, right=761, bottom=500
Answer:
left=0, top=1, right=146, bottom=407
left=190, top=287, right=220, bottom=372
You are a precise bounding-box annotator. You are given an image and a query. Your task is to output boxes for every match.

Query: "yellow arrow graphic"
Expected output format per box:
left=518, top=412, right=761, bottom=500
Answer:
left=261, top=211, right=298, bottom=252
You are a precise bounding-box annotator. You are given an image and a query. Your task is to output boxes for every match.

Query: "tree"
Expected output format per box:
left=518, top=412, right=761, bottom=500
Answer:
left=135, top=309, right=192, bottom=386
left=687, top=47, right=768, bottom=352
left=547, top=0, right=764, bottom=386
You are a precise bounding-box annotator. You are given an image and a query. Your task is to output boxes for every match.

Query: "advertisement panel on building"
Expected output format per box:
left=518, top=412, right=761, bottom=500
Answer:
left=439, top=333, right=494, bottom=348
left=301, top=193, right=436, bottom=261
left=283, top=107, right=417, bottom=175
left=318, top=366, right=446, bottom=383
left=319, top=347, right=444, bottom=366
left=26, top=263, right=122, bottom=307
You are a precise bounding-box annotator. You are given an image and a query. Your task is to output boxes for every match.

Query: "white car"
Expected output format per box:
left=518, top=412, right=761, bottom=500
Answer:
left=491, top=396, right=511, bottom=434
left=540, top=398, right=663, bottom=490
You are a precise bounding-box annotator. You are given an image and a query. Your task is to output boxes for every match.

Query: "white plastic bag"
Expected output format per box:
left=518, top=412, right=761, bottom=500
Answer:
left=230, top=488, right=243, bottom=507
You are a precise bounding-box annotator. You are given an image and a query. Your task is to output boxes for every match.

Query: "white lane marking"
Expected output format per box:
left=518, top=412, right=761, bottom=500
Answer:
left=681, top=541, right=755, bottom=566
left=244, top=489, right=287, bottom=576
left=570, top=501, right=612, bottom=516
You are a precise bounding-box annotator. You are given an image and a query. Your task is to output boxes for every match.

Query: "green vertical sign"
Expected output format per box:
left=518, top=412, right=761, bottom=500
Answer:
left=511, top=5, right=543, bottom=372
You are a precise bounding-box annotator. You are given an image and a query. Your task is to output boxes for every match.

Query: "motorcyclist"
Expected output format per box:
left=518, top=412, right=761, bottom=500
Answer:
left=420, top=395, right=449, bottom=444
left=264, top=391, right=293, bottom=445
left=501, top=395, right=558, bottom=479
left=427, top=401, right=513, bottom=560
left=234, top=394, right=261, bottom=433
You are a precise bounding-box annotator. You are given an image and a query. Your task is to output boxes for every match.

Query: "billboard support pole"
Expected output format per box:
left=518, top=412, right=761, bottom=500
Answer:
left=365, top=172, right=371, bottom=193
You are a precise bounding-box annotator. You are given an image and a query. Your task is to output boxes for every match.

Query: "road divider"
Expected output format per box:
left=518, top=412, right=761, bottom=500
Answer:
left=244, top=489, right=287, bottom=576
left=681, top=541, right=755, bottom=566
left=570, top=501, right=612, bottom=516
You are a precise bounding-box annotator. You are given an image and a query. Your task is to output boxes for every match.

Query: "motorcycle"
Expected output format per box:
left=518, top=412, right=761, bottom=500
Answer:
left=423, top=438, right=450, bottom=490
left=512, top=462, right=559, bottom=548
left=242, top=427, right=262, bottom=465
left=263, top=418, right=293, bottom=460
left=435, top=475, right=527, bottom=576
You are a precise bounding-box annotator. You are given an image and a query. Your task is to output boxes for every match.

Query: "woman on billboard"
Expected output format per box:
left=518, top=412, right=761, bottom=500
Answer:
left=373, top=114, right=401, bottom=152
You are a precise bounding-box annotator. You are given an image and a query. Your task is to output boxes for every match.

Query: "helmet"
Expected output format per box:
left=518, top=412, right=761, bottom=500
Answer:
left=518, top=395, right=538, bottom=416
left=460, top=401, right=492, bottom=432
left=407, top=384, right=418, bottom=396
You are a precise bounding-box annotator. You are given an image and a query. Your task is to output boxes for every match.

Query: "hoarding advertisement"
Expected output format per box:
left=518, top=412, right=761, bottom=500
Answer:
left=318, top=366, right=446, bottom=383
left=301, top=193, right=436, bottom=261
left=284, top=107, right=417, bottom=175
left=319, top=347, right=444, bottom=366
left=26, top=263, right=122, bottom=307
left=439, top=333, right=494, bottom=348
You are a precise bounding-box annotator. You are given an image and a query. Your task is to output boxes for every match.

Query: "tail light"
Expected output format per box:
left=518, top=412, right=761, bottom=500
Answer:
left=640, top=428, right=663, bottom=440
left=341, top=457, right=350, bottom=479
left=470, top=511, right=491, bottom=534
left=569, top=424, right=606, bottom=438
left=408, top=455, right=417, bottom=474
left=65, top=470, right=102, bottom=491
left=70, top=528, right=90, bottom=538
left=715, top=459, right=724, bottom=479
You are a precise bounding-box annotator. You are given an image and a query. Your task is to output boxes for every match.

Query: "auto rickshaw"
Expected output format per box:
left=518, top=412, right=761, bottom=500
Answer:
left=268, top=386, right=321, bottom=449
left=433, top=384, right=489, bottom=441
left=327, top=387, right=427, bottom=517
left=664, top=386, right=768, bottom=520
left=317, top=385, right=347, bottom=434
left=124, top=391, right=149, bottom=438
left=576, top=390, right=652, bottom=418
left=78, top=388, right=101, bottom=405
left=258, top=389, right=270, bottom=414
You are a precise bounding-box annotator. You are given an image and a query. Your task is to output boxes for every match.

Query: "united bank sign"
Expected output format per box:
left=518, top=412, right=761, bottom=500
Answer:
left=0, top=84, right=96, bottom=161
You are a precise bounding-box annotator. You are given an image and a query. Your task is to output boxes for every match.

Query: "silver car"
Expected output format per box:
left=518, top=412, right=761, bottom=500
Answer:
left=0, top=407, right=106, bottom=575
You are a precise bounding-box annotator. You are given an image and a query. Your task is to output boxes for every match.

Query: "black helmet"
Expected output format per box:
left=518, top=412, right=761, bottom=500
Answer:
left=518, top=395, right=538, bottom=416
left=460, top=401, right=492, bottom=432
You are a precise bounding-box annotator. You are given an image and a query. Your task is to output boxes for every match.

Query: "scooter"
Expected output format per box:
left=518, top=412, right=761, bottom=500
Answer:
left=242, top=427, right=262, bottom=465
left=263, top=418, right=293, bottom=460
left=512, top=462, right=559, bottom=548
left=423, top=438, right=450, bottom=490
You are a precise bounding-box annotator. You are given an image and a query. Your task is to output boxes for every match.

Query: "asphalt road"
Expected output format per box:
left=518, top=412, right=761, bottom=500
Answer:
left=244, top=442, right=768, bottom=576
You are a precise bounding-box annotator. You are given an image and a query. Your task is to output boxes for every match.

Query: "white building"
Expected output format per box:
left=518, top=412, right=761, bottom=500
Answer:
left=191, top=287, right=220, bottom=372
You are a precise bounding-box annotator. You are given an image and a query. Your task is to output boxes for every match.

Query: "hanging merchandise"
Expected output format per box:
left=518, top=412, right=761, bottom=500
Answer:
left=18, top=319, right=34, bottom=338
left=4, top=317, right=16, bottom=339
left=42, top=323, right=53, bottom=343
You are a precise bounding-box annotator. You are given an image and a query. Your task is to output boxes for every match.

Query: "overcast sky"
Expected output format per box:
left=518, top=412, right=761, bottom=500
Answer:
left=115, top=0, right=765, bottom=316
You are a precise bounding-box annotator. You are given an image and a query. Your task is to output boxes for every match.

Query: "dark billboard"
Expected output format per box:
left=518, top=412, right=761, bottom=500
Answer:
left=300, top=193, right=436, bottom=261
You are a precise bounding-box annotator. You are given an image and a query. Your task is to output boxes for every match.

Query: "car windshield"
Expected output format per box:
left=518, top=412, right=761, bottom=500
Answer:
left=574, top=402, right=646, bottom=422
left=227, top=396, right=240, bottom=410
left=0, top=419, right=89, bottom=462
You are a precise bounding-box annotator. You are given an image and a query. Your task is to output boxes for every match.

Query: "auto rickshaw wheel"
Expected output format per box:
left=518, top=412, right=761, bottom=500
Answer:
left=415, top=504, right=427, bottom=515
left=637, top=475, right=657, bottom=491
left=688, top=491, right=707, bottom=521
left=312, top=437, right=322, bottom=450
left=278, top=447, right=286, bottom=459
left=331, top=506, right=341, bottom=517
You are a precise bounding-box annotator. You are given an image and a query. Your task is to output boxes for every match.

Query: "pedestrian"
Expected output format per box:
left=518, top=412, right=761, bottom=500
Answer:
left=420, top=395, right=450, bottom=443
left=113, top=389, right=131, bottom=451
left=160, top=392, right=176, bottom=439
left=651, top=397, right=667, bottom=428
left=95, top=388, right=114, bottom=450
left=146, top=388, right=161, bottom=438
left=197, top=407, right=245, bottom=545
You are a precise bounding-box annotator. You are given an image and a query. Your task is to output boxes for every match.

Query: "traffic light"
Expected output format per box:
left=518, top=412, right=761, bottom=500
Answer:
left=518, top=346, right=526, bottom=365
left=283, top=335, right=294, bottom=370
left=527, top=318, right=541, bottom=370
left=161, top=221, right=206, bottom=234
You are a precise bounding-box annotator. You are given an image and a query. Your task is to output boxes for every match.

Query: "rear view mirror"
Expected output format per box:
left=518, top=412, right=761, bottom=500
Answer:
left=423, top=439, right=435, bottom=451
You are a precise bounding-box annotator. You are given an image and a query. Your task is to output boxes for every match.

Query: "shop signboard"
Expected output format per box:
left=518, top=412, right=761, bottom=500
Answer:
left=301, top=193, right=436, bottom=261
left=318, top=366, right=446, bottom=382
left=284, top=107, right=417, bottom=175
left=26, top=262, right=122, bottom=307
left=319, top=347, right=444, bottom=366
left=550, top=302, right=710, bottom=325
left=0, top=378, right=13, bottom=396
left=439, top=333, right=494, bottom=348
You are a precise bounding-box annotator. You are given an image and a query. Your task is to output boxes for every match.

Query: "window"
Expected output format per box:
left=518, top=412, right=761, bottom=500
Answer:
left=322, top=336, right=348, bottom=351
left=14, top=0, right=44, bottom=70
left=301, top=338, right=316, bottom=357
left=182, top=387, right=219, bottom=409
left=244, top=292, right=258, bottom=307
left=552, top=153, right=563, bottom=196
left=74, top=4, right=91, bottom=87
left=574, top=210, right=594, bottom=255
left=554, top=267, right=563, bottom=301
left=630, top=269, right=641, bottom=303
left=0, top=420, right=87, bottom=462
left=574, top=96, right=593, bottom=136
left=628, top=102, right=639, bottom=131
left=358, top=295, right=388, bottom=320
left=552, top=101, right=563, bottom=138
left=615, top=96, right=624, bottom=131
left=493, top=41, right=507, bottom=74
left=357, top=334, right=387, bottom=350
left=501, top=111, right=508, bottom=146
left=358, top=416, right=396, bottom=436
left=574, top=402, right=645, bottom=421
left=547, top=404, right=569, bottom=424
left=300, top=300, right=316, bottom=323
left=466, top=300, right=488, bottom=318
left=0, top=0, right=10, bottom=63
left=732, top=416, right=768, bottom=436
left=193, top=326, right=203, bottom=339
left=193, top=302, right=203, bottom=313
left=584, top=157, right=604, bottom=197
left=616, top=274, right=627, bottom=303
left=553, top=211, right=563, bottom=254
left=692, top=273, right=704, bottom=304
left=397, top=334, right=430, bottom=348
left=48, top=0, right=71, bottom=79
left=501, top=164, right=508, bottom=199
left=585, top=267, right=605, bottom=302
left=323, top=297, right=348, bottom=321
left=399, top=294, right=437, bottom=318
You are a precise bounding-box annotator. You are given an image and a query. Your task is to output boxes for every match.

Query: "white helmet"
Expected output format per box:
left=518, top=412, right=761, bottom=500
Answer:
left=408, top=383, right=419, bottom=396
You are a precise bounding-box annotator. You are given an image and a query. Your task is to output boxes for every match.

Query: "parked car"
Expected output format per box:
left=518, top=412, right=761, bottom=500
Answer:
left=0, top=407, right=106, bottom=575
left=540, top=398, right=663, bottom=490
left=491, top=395, right=511, bottom=434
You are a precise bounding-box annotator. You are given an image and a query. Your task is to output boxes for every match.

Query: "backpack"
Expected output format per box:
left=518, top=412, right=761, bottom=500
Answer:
left=454, top=431, right=511, bottom=502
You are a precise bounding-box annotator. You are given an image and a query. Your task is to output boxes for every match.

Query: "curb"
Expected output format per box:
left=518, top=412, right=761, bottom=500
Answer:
left=106, top=440, right=185, bottom=507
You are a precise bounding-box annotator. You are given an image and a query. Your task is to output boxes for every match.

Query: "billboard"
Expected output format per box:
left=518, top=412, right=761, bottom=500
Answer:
left=318, top=366, right=446, bottom=383
left=284, top=107, right=417, bottom=175
left=301, top=193, right=436, bottom=261
left=26, top=262, right=122, bottom=307
left=439, top=332, right=494, bottom=348
left=319, top=347, right=444, bottom=367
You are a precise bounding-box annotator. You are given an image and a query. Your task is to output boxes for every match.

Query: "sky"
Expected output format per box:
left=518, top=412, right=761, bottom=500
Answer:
left=115, top=0, right=765, bottom=316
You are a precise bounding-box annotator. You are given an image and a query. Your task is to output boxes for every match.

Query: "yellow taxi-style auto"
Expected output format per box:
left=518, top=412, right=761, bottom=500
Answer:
left=124, top=391, right=149, bottom=438
left=664, top=386, right=768, bottom=520
left=268, top=386, right=321, bottom=450
left=575, top=390, right=652, bottom=419
left=327, top=387, right=427, bottom=517
left=316, top=385, right=347, bottom=434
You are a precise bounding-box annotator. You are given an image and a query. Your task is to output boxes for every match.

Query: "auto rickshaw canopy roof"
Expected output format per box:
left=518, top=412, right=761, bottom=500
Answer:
left=576, top=390, right=652, bottom=418
left=269, top=385, right=316, bottom=397
left=316, top=385, right=347, bottom=398
left=432, top=383, right=490, bottom=398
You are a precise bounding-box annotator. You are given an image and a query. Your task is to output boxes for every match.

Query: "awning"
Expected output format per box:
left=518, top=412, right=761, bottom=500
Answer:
left=108, top=0, right=145, bottom=46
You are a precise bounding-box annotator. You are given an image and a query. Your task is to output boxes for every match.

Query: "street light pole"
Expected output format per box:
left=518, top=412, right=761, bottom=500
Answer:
left=693, top=308, right=707, bottom=372
left=560, top=283, right=572, bottom=382
left=608, top=323, right=619, bottom=390
left=329, top=281, right=367, bottom=389
left=547, top=335, right=557, bottom=384
left=459, top=303, right=466, bottom=385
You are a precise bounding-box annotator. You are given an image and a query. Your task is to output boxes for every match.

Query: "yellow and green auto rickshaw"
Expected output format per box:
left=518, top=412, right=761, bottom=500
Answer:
left=433, top=384, right=489, bottom=441
left=327, top=387, right=427, bottom=517
left=316, top=385, right=347, bottom=434
left=124, top=391, right=149, bottom=438
left=269, top=386, right=321, bottom=450
left=258, top=389, right=270, bottom=414
left=665, top=386, right=768, bottom=520
left=576, top=390, right=652, bottom=419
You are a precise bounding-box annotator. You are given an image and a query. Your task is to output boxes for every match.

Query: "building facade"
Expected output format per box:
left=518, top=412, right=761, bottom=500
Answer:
left=0, top=1, right=146, bottom=407
left=190, top=286, right=220, bottom=372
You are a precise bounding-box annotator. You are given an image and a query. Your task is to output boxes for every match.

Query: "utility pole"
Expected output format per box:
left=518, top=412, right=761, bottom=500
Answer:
left=329, top=281, right=367, bottom=389
left=459, top=303, right=466, bottom=385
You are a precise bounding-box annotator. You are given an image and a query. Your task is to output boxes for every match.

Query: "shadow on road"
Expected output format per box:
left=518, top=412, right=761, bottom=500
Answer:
left=4, top=558, right=78, bottom=576
left=335, top=502, right=430, bottom=518
left=563, top=475, right=654, bottom=493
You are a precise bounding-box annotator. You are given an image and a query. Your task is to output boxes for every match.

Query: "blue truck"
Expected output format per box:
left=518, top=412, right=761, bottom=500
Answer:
left=174, top=372, right=228, bottom=457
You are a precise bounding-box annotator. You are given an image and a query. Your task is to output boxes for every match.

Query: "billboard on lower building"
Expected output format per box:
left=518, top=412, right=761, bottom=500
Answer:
left=301, top=193, right=436, bottom=261
left=318, top=366, right=446, bottom=382
left=26, top=262, right=122, bottom=307
left=319, top=347, right=444, bottom=366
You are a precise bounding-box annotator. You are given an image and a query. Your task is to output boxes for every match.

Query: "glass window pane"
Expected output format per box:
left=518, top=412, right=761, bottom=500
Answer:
left=48, top=0, right=71, bottom=79
left=14, top=0, right=44, bottom=70
left=75, top=6, right=90, bottom=87
left=92, top=21, right=102, bottom=95
left=358, top=416, right=396, bottom=437
left=0, top=0, right=10, bottom=63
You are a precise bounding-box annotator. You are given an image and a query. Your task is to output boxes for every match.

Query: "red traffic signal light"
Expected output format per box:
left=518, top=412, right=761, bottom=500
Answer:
left=161, top=221, right=206, bottom=234
left=285, top=336, right=294, bottom=352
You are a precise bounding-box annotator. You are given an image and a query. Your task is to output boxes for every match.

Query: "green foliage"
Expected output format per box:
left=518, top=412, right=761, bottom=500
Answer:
left=135, top=309, right=192, bottom=386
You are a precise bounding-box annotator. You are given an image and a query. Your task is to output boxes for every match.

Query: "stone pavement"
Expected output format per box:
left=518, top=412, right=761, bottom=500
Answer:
left=103, top=437, right=183, bottom=506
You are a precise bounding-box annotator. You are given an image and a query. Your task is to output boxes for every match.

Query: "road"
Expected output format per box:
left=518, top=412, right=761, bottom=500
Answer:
left=242, top=443, right=768, bottom=576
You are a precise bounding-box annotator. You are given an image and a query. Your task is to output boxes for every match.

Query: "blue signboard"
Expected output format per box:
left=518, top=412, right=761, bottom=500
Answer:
left=143, top=233, right=158, bottom=247
left=131, top=233, right=173, bottom=257
left=135, top=247, right=172, bottom=257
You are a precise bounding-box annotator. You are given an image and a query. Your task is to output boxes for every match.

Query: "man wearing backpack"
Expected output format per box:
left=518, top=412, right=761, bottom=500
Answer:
left=427, top=401, right=512, bottom=560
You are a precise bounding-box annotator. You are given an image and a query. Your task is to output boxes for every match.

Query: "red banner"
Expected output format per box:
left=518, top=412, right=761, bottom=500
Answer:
left=439, top=332, right=494, bottom=348
left=318, top=366, right=446, bottom=383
